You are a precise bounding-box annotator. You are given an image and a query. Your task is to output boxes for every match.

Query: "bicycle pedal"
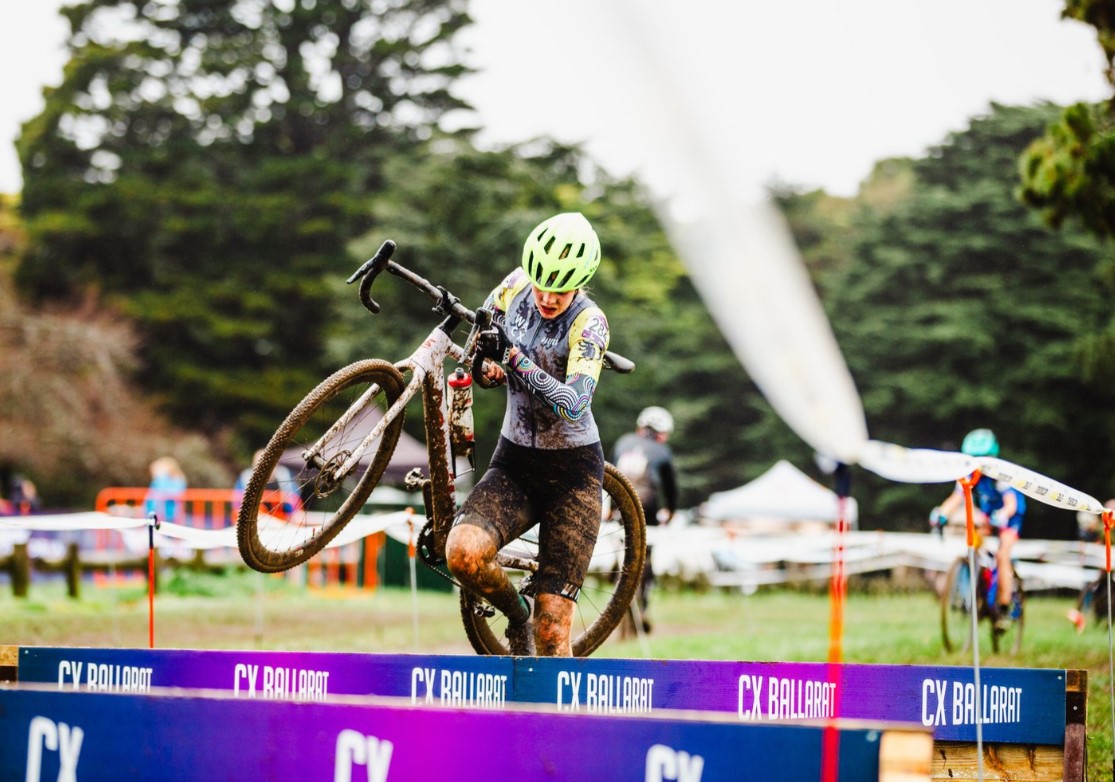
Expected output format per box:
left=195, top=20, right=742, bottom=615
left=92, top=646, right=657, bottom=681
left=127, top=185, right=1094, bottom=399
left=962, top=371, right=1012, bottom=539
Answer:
left=403, top=467, right=429, bottom=491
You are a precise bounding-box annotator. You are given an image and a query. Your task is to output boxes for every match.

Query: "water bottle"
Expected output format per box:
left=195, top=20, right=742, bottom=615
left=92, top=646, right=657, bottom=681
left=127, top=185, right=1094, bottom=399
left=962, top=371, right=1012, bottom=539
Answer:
left=447, top=367, right=475, bottom=469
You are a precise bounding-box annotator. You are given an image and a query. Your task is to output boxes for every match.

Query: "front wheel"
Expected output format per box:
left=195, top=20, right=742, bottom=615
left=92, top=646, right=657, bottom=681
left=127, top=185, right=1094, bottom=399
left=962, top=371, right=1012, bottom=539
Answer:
left=459, top=463, right=647, bottom=657
left=237, top=359, right=407, bottom=573
left=991, top=567, right=1024, bottom=655
left=941, top=558, right=975, bottom=654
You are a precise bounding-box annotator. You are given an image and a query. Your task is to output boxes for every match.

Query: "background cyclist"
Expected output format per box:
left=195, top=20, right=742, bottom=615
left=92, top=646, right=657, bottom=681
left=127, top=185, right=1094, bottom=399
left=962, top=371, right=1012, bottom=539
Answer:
left=613, top=405, right=678, bottom=632
left=445, top=212, right=611, bottom=657
left=930, top=428, right=1026, bottom=631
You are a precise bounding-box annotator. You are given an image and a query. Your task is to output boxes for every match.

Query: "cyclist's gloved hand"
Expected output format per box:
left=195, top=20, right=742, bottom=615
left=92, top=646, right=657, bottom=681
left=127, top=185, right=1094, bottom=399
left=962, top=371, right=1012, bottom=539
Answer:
left=929, top=507, right=948, bottom=528
left=990, top=509, right=1009, bottom=528
left=475, top=321, right=513, bottom=365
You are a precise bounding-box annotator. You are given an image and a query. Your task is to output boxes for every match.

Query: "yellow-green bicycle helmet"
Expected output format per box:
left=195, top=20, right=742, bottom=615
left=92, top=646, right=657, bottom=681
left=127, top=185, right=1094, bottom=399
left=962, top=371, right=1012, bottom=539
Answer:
left=521, top=212, right=601, bottom=293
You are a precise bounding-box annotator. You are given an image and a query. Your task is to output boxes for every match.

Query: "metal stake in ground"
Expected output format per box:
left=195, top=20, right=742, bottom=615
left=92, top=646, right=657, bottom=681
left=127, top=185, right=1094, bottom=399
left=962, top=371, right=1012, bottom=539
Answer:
left=146, top=512, right=160, bottom=649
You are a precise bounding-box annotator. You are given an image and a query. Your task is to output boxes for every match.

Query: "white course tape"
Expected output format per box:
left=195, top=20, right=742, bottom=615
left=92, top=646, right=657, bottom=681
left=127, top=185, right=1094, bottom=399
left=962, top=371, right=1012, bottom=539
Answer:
left=857, top=441, right=976, bottom=484
left=0, top=510, right=413, bottom=552
left=978, top=456, right=1106, bottom=513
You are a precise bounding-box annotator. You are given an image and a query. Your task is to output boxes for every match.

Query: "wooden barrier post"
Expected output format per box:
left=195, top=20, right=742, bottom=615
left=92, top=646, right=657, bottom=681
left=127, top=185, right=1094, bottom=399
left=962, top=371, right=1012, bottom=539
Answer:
left=10, top=543, right=29, bottom=598
left=64, top=542, right=81, bottom=599
left=1063, top=669, right=1088, bottom=782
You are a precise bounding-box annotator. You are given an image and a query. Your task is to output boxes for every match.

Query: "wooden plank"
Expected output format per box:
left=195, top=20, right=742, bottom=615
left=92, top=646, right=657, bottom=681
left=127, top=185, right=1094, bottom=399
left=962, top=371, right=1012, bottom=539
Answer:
left=0, top=644, right=17, bottom=682
left=931, top=741, right=1063, bottom=780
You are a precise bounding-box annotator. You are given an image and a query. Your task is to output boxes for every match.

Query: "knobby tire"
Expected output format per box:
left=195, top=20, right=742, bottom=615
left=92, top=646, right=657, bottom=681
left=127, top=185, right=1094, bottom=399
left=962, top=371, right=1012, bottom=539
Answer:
left=237, top=359, right=406, bottom=573
left=941, top=558, right=974, bottom=654
left=458, top=463, right=647, bottom=657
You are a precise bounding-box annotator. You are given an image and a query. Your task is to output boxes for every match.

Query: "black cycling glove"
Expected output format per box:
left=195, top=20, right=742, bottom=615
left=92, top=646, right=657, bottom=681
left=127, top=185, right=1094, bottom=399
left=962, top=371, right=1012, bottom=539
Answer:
left=475, top=321, right=513, bottom=365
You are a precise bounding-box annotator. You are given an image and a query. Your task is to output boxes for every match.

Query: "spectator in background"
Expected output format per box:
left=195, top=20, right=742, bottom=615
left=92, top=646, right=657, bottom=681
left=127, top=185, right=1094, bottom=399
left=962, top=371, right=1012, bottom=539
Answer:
left=1075, top=498, right=1115, bottom=544
left=613, top=405, right=679, bottom=633
left=144, top=456, right=187, bottom=523
left=11, top=476, right=41, bottom=515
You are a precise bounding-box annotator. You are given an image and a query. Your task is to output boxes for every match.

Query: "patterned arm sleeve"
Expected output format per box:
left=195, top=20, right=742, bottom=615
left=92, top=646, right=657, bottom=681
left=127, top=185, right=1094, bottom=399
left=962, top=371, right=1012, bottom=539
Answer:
left=506, top=308, right=609, bottom=420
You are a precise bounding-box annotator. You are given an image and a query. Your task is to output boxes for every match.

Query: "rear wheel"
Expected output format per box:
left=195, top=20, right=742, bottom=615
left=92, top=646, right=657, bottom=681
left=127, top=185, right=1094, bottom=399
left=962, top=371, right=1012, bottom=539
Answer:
left=459, top=463, right=646, bottom=657
left=941, top=558, right=975, bottom=654
left=237, top=360, right=406, bottom=572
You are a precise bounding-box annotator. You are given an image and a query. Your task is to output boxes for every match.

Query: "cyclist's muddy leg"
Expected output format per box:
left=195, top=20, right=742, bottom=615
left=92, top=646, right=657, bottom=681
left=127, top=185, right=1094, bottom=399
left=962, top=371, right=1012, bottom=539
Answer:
left=446, top=523, right=530, bottom=623
left=535, top=593, right=575, bottom=657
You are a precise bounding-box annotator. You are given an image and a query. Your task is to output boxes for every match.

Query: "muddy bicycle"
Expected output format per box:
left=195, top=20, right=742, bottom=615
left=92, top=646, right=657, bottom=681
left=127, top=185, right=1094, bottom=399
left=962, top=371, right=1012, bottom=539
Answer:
left=237, top=240, right=646, bottom=656
left=939, top=536, right=1024, bottom=655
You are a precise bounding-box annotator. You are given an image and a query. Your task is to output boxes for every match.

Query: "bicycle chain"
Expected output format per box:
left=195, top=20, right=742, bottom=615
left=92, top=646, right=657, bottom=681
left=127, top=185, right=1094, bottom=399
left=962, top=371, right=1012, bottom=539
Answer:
left=415, top=521, right=463, bottom=589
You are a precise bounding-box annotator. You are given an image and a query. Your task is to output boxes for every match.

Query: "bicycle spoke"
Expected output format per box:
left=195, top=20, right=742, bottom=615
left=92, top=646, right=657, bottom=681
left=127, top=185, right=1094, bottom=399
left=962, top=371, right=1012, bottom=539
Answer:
left=238, top=361, right=405, bottom=572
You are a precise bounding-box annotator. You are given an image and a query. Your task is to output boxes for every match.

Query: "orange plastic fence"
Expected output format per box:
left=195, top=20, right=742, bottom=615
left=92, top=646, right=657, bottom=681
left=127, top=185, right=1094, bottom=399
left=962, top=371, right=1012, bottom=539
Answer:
left=93, top=487, right=381, bottom=591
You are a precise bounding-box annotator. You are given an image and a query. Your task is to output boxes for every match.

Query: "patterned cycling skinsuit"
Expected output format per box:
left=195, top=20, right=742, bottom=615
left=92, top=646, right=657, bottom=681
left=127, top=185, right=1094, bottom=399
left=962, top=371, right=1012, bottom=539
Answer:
left=454, top=268, right=610, bottom=600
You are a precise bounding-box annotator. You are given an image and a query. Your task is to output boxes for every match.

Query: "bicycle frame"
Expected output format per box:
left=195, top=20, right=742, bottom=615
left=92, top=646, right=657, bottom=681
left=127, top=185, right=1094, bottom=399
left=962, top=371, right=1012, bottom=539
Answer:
left=302, top=318, right=466, bottom=532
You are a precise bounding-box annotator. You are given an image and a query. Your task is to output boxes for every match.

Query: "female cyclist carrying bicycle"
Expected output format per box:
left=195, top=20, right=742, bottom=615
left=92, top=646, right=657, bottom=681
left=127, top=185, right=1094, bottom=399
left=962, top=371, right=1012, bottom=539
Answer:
left=930, top=428, right=1026, bottom=632
left=445, top=212, right=612, bottom=657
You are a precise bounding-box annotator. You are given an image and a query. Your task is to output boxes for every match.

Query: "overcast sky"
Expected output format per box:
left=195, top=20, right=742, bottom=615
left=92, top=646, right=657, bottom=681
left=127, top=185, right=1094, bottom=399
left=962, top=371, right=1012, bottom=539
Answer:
left=1, top=0, right=1109, bottom=198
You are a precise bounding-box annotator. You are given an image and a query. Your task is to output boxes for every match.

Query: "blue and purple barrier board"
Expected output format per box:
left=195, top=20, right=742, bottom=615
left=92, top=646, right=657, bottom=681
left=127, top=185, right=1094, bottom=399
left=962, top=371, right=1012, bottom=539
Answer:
left=9, top=646, right=1071, bottom=744
left=0, top=685, right=927, bottom=782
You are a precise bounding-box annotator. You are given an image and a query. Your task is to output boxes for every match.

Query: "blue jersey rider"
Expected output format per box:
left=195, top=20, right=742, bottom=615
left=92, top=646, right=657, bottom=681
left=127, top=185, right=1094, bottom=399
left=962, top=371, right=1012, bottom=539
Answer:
left=930, top=428, right=1026, bottom=631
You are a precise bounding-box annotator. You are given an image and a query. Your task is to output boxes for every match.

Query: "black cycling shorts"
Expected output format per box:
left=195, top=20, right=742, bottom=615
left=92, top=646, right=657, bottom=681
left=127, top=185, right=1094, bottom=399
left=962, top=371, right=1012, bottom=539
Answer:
left=453, top=437, right=604, bottom=601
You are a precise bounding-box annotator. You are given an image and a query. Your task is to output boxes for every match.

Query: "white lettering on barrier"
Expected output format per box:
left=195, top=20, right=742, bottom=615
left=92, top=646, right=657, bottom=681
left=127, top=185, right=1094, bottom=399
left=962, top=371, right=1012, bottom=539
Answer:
left=229, top=663, right=329, bottom=701
left=921, top=679, right=949, bottom=726
left=749, top=676, right=834, bottom=720
left=645, top=744, right=704, bottom=782
left=26, top=716, right=84, bottom=782
left=555, top=673, right=654, bottom=714
left=56, top=661, right=83, bottom=690
left=334, top=729, right=392, bottom=782
left=59, top=660, right=154, bottom=692
left=737, top=674, right=764, bottom=720
left=84, top=663, right=154, bottom=693
left=557, top=670, right=582, bottom=711
left=408, top=666, right=508, bottom=709
left=950, top=682, right=1023, bottom=726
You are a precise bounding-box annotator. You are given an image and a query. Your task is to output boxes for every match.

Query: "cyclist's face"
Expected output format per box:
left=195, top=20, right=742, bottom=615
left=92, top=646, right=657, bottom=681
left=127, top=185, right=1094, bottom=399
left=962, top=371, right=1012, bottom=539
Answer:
left=531, top=285, right=576, bottom=319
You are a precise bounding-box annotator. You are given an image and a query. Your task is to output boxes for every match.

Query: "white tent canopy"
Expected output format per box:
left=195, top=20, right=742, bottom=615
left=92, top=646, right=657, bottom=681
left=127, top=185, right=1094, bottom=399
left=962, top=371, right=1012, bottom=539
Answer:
left=702, top=460, right=858, bottom=526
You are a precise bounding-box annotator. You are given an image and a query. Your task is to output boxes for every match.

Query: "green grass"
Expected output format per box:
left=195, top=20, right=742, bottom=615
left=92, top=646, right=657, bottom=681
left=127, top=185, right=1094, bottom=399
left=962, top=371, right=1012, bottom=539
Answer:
left=2, top=578, right=1112, bottom=779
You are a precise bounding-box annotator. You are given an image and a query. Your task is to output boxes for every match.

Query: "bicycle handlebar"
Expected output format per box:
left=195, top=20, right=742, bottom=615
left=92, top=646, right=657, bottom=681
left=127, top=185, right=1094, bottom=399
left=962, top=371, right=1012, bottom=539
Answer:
left=348, top=239, right=635, bottom=373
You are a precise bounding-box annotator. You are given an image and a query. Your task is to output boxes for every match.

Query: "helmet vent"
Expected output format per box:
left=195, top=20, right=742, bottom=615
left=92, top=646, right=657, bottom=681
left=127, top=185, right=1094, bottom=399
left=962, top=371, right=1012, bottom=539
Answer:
left=543, top=236, right=556, bottom=253
left=576, top=243, right=585, bottom=257
left=558, top=242, right=572, bottom=260
left=556, top=269, right=575, bottom=289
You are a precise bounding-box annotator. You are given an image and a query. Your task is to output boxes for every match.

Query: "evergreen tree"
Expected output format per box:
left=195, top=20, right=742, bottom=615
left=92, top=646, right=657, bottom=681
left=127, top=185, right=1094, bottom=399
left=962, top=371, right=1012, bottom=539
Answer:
left=823, top=104, right=1114, bottom=534
left=16, top=0, right=472, bottom=449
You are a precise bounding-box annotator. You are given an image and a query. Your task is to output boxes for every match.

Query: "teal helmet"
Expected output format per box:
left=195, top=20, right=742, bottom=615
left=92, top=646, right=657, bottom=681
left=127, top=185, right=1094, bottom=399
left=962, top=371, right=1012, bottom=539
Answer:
left=521, top=212, right=601, bottom=293
left=961, top=428, right=999, bottom=457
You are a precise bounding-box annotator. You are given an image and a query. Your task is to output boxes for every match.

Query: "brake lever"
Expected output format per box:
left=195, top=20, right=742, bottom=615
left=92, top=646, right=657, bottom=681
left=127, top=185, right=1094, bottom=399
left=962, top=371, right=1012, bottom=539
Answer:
left=347, top=240, right=396, bottom=314
left=468, top=307, right=502, bottom=390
